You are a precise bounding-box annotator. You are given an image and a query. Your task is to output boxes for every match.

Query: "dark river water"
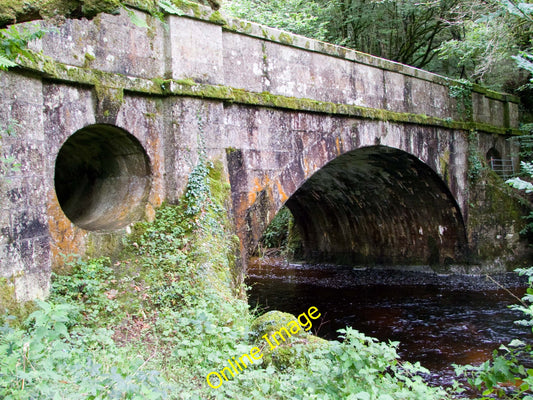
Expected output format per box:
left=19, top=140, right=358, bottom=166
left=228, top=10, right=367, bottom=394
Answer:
left=246, top=258, right=531, bottom=391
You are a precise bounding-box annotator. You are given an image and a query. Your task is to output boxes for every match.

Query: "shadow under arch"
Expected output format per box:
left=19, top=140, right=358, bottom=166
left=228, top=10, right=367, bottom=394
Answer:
left=284, top=145, right=467, bottom=267
left=54, top=124, right=152, bottom=231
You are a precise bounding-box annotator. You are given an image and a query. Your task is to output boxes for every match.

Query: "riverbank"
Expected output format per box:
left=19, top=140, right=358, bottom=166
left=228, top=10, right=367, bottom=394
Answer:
left=247, top=256, right=529, bottom=290
left=0, top=160, right=455, bottom=399
left=247, top=258, right=532, bottom=393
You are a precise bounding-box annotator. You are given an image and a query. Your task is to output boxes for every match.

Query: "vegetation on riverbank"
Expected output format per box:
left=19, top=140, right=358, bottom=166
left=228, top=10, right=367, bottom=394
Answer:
left=1, top=158, right=453, bottom=399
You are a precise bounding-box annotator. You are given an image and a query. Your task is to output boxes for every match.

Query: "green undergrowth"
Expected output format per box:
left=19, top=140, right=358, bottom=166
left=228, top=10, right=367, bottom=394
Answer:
left=0, top=158, right=452, bottom=399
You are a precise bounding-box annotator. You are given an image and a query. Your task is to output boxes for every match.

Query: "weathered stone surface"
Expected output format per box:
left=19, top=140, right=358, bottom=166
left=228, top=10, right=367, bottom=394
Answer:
left=0, top=0, right=121, bottom=27
left=0, top=72, right=50, bottom=301
left=0, top=6, right=528, bottom=302
left=36, top=10, right=166, bottom=79
left=168, top=16, right=223, bottom=83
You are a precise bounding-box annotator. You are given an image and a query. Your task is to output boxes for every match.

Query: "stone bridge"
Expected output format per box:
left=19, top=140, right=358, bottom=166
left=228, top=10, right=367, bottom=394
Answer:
left=0, top=2, right=528, bottom=300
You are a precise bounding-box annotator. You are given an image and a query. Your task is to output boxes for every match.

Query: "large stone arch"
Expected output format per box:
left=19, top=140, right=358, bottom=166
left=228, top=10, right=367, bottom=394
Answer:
left=229, top=109, right=469, bottom=268
left=235, top=127, right=468, bottom=267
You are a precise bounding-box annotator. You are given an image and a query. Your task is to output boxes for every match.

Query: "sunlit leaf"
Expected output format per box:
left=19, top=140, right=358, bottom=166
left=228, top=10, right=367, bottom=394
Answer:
left=159, top=0, right=185, bottom=16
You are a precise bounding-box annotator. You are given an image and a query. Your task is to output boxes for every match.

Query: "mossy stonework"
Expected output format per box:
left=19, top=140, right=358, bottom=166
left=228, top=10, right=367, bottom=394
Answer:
left=0, top=2, right=529, bottom=302
left=249, top=311, right=328, bottom=369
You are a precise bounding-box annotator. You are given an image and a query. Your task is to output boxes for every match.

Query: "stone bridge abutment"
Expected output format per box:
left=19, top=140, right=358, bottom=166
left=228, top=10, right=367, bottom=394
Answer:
left=0, top=2, right=528, bottom=301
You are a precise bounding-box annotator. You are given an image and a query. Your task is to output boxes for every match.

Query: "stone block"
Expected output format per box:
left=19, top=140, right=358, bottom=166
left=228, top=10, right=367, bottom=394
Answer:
left=383, top=71, right=406, bottom=112
left=43, top=84, right=96, bottom=148
left=223, top=31, right=265, bottom=92
left=13, top=267, right=50, bottom=301
left=351, top=63, right=385, bottom=109
left=40, top=10, right=165, bottom=78
left=169, top=16, right=223, bottom=83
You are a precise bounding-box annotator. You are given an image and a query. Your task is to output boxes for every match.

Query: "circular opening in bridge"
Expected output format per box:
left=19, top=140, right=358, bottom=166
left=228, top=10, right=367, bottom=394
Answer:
left=54, top=124, right=152, bottom=231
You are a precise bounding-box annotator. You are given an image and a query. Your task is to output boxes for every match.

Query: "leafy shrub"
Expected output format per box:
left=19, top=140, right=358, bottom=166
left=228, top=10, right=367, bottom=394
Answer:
left=50, top=257, right=119, bottom=325
left=454, top=267, right=533, bottom=399
left=261, top=206, right=293, bottom=249
left=0, top=300, right=168, bottom=399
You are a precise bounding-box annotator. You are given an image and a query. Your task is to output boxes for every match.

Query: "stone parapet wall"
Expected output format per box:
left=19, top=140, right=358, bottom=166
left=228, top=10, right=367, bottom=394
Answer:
left=28, top=5, right=520, bottom=130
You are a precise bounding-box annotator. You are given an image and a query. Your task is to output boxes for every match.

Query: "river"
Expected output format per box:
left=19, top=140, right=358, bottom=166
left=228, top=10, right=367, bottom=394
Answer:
left=246, top=258, right=531, bottom=392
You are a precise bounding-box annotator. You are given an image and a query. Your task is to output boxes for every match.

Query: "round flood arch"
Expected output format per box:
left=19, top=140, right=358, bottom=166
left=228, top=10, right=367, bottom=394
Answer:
left=54, top=124, right=152, bottom=231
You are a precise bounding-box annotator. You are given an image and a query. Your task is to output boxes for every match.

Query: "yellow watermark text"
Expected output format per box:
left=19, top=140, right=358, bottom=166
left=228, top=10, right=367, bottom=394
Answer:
left=206, top=306, right=321, bottom=389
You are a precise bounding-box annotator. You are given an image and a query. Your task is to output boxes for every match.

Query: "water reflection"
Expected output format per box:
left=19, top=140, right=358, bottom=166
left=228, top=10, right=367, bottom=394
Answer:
left=246, top=258, right=531, bottom=389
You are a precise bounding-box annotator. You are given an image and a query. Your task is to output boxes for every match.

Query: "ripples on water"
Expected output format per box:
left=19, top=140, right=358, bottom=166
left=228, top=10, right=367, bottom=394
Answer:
left=246, top=259, right=531, bottom=390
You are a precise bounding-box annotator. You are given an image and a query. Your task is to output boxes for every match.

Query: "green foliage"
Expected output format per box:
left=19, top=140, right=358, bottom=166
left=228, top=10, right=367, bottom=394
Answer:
left=0, top=296, right=168, bottom=399
left=50, top=257, right=119, bottom=325
left=158, top=0, right=185, bottom=16
left=506, top=159, right=533, bottom=240
left=437, top=0, right=533, bottom=91
left=0, top=24, right=48, bottom=70
left=468, top=131, right=485, bottom=181
left=259, top=207, right=303, bottom=258
left=123, top=5, right=150, bottom=28
left=209, top=327, right=448, bottom=399
left=449, top=79, right=474, bottom=120
left=507, top=175, right=533, bottom=194
left=223, top=0, right=329, bottom=40
left=513, top=52, right=533, bottom=85
left=323, top=0, right=461, bottom=69
left=301, top=328, right=449, bottom=400
left=261, top=206, right=292, bottom=249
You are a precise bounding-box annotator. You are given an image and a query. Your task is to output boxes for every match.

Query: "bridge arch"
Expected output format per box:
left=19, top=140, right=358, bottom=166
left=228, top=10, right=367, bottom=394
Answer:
left=261, top=145, right=468, bottom=267
left=54, top=124, right=152, bottom=231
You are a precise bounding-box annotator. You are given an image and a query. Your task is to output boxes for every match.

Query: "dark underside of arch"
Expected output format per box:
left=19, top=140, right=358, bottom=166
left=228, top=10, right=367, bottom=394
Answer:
left=285, top=146, right=467, bottom=267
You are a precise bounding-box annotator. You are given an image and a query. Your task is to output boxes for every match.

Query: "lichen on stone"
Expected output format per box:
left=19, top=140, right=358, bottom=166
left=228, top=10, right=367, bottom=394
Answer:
left=81, top=0, right=122, bottom=18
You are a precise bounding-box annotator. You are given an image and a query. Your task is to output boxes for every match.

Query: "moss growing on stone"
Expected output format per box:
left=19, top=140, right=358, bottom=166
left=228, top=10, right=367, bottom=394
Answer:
left=94, top=84, right=124, bottom=122
left=278, top=33, right=293, bottom=46
left=0, top=277, right=36, bottom=327
left=208, top=10, right=226, bottom=25
left=83, top=52, right=95, bottom=67
left=168, top=0, right=202, bottom=18
left=249, top=310, right=328, bottom=369
left=208, top=159, right=231, bottom=207
left=81, top=0, right=121, bottom=18
left=13, top=43, right=521, bottom=138
left=467, top=165, right=530, bottom=268
left=0, top=0, right=122, bottom=27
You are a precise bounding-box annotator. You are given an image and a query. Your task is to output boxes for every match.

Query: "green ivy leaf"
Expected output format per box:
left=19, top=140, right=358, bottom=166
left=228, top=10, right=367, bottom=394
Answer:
left=125, top=7, right=150, bottom=28
left=0, top=53, right=17, bottom=70
left=159, top=0, right=185, bottom=16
